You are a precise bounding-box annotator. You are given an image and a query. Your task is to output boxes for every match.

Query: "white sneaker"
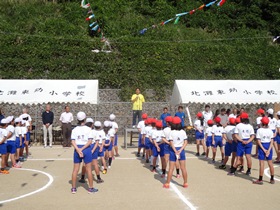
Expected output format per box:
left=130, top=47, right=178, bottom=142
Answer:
left=108, top=166, right=111, bottom=169
left=101, top=166, right=104, bottom=171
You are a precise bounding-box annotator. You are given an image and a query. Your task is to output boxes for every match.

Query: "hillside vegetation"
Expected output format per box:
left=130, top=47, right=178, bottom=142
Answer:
left=0, top=0, right=279, bottom=100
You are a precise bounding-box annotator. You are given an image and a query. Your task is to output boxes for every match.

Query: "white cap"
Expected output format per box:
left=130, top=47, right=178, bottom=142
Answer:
left=21, top=113, right=29, bottom=119
left=104, top=121, right=111, bottom=127
left=77, top=112, right=86, bottom=121
left=86, top=118, right=94, bottom=123
left=94, top=121, right=102, bottom=127
left=277, top=111, right=280, bottom=116
left=109, top=114, right=116, bottom=120
left=1, top=118, right=8, bottom=124
left=267, top=108, right=274, bottom=115
left=6, top=116, right=14, bottom=123
left=15, top=117, right=21, bottom=123
left=21, top=120, right=26, bottom=124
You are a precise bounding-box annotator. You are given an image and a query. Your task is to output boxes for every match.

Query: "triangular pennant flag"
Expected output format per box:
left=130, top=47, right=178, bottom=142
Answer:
left=176, top=12, right=189, bottom=17
left=174, top=17, right=180, bottom=24
left=198, top=4, right=205, bottom=10
left=206, top=0, right=217, bottom=7
left=86, top=14, right=95, bottom=21
left=163, top=18, right=175, bottom=25
left=189, top=9, right=196, bottom=15
left=217, top=0, right=226, bottom=7
left=91, top=24, right=99, bottom=31
left=81, top=0, right=90, bottom=9
left=89, top=21, right=97, bottom=28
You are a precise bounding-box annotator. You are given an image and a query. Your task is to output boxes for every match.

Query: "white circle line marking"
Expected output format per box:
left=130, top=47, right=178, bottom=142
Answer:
left=264, top=165, right=280, bottom=182
left=0, top=168, right=54, bottom=204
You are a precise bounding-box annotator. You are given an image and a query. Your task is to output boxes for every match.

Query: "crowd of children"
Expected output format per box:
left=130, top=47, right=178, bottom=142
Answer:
left=70, top=112, right=119, bottom=194
left=136, top=106, right=280, bottom=187
left=136, top=112, right=189, bottom=189
left=0, top=114, right=32, bottom=174
left=193, top=106, right=280, bottom=185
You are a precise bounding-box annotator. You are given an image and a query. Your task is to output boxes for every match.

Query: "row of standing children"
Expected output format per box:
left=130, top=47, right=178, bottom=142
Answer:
left=136, top=113, right=188, bottom=188
left=0, top=114, right=32, bottom=174
left=71, top=113, right=119, bottom=194
left=194, top=107, right=280, bottom=185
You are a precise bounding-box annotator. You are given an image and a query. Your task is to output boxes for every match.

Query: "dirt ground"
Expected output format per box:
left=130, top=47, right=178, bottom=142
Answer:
left=0, top=137, right=279, bottom=210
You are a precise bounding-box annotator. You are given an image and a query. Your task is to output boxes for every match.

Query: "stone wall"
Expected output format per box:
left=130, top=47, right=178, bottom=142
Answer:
left=0, top=89, right=279, bottom=141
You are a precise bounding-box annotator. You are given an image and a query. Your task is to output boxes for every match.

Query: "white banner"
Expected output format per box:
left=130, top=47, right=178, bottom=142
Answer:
left=0, top=80, right=99, bottom=104
left=171, top=80, right=280, bottom=105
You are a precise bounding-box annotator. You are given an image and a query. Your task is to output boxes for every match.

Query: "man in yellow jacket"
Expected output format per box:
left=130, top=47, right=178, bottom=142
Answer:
left=131, top=88, right=145, bottom=127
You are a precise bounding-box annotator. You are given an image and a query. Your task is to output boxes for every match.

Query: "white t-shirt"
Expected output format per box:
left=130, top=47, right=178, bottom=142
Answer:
left=268, top=118, right=277, bottom=130
left=205, top=127, right=213, bottom=137
left=194, top=119, right=203, bottom=131
left=256, top=117, right=262, bottom=127
left=71, top=125, right=93, bottom=145
left=152, top=130, right=165, bottom=143
left=228, top=114, right=237, bottom=119
left=276, top=120, right=280, bottom=128
left=6, top=125, right=16, bottom=141
left=224, top=125, right=235, bottom=141
left=168, top=130, right=188, bottom=147
left=163, top=127, right=171, bottom=139
left=143, top=125, right=152, bottom=135
left=234, top=123, right=255, bottom=139
left=137, top=120, right=145, bottom=134
left=256, top=128, right=274, bottom=143
left=212, top=126, right=225, bottom=136
left=0, top=128, right=7, bottom=143
left=111, top=121, right=118, bottom=134
left=105, top=128, right=115, bottom=140
left=21, top=126, right=27, bottom=136
left=15, top=126, right=22, bottom=138
left=20, top=113, right=32, bottom=122
left=59, top=112, right=73, bottom=123
left=94, top=129, right=106, bottom=144
left=202, top=110, right=213, bottom=127
left=147, top=127, right=156, bottom=138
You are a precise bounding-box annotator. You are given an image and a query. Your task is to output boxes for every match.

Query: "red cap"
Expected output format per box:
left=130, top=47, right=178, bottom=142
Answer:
left=240, top=112, right=249, bottom=119
left=214, top=117, right=221, bottom=123
left=165, top=116, right=173, bottom=123
left=256, top=109, right=264, bottom=115
left=196, top=112, right=203, bottom=118
left=261, top=117, right=269, bottom=125
left=172, top=116, right=181, bottom=124
left=156, top=121, right=163, bottom=128
left=235, top=117, right=241, bottom=124
left=142, top=113, right=148, bottom=119
left=145, top=118, right=152, bottom=124
left=207, top=119, right=214, bottom=125
left=229, top=118, right=235, bottom=125
left=151, top=118, right=157, bottom=124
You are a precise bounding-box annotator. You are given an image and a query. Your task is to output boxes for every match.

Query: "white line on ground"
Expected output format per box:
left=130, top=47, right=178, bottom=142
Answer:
left=264, top=165, right=280, bottom=182
left=155, top=168, right=197, bottom=210
left=0, top=168, right=54, bottom=204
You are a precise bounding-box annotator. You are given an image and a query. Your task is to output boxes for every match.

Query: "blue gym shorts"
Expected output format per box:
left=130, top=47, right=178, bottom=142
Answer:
left=6, top=140, right=16, bottom=154
left=145, top=137, right=151, bottom=150
left=169, top=147, right=186, bottom=162
left=237, top=139, right=252, bottom=157
left=258, top=142, right=273, bottom=160
left=195, top=130, right=204, bottom=140
left=225, top=142, right=233, bottom=156
left=114, top=134, right=118, bottom=146
left=152, top=143, right=165, bottom=157
left=164, top=143, right=170, bottom=155
left=91, top=144, right=99, bottom=160
left=73, top=145, right=92, bottom=164
left=0, top=143, right=7, bottom=155
left=104, top=140, right=113, bottom=151
left=212, top=136, right=223, bottom=148
left=138, top=134, right=145, bottom=148
left=206, top=136, right=212, bottom=147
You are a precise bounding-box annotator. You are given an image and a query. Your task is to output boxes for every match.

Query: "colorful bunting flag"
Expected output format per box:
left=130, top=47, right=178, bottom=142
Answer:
left=217, top=0, right=226, bottom=7
left=81, top=0, right=90, bottom=9
left=139, top=0, right=226, bottom=35
left=86, top=14, right=95, bottom=21
left=174, top=17, right=180, bottom=24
